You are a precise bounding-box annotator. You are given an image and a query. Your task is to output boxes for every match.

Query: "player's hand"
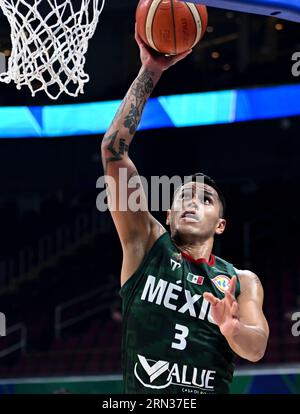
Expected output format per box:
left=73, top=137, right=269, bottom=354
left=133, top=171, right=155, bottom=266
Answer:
left=135, top=24, right=192, bottom=73
left=203, top=276, right=240, bottom=338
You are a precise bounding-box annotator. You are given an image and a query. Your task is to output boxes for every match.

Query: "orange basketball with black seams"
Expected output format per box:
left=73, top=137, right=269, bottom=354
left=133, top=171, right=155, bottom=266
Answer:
left=136, top=0, right=208, bottom=55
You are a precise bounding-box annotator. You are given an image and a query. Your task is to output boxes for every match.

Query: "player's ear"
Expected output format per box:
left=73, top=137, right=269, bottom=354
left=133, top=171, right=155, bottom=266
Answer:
left=215, top=218, right=226, bottom=235
left=166, top=209, right=171, bottom=226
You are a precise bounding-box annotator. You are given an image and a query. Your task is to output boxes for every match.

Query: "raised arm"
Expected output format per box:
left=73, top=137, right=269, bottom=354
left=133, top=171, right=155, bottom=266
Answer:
left=101, top=28, right=192, bottom=286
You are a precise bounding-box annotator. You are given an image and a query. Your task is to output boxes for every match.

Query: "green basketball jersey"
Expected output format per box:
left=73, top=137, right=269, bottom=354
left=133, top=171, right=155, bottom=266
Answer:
left=120, top=232, right=240, bottom=394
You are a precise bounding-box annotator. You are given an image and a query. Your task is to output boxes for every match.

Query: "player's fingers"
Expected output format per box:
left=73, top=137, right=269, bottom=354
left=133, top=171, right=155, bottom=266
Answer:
left=228, top=276, right=236, bottom=295
left=135, top=23, right=144, bottom=46
left=135, top=31, right=154, bottom=55
left=134, top=22, right=139, bottom=40
left=169, top=49, right=192, bottom=64
left=203, top=292, right=220, bottom=306
left=231, top=301, right=239, bottom=318
left=225, top=290, right=235, bottom=305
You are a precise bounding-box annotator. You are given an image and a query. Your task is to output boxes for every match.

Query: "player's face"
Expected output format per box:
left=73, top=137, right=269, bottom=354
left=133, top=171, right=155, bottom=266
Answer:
left=167, top=182, right=226, bottom=241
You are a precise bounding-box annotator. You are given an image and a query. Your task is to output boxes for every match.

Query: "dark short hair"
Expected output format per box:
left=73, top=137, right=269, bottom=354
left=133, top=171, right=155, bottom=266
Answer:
left=176, top=173, right=225, bottom=217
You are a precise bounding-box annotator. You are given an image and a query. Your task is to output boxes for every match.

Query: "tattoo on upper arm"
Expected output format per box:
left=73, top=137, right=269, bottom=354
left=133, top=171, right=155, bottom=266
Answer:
left=238, top=271, right=264, bottom=300
left=253, top=275, right=262, bottom=287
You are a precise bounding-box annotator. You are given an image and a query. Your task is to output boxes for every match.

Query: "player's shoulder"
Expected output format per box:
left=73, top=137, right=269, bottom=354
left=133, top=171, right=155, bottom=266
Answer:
left=234, top=268, right=257, bottom=279
left=234, top=268, right=263, bottom=292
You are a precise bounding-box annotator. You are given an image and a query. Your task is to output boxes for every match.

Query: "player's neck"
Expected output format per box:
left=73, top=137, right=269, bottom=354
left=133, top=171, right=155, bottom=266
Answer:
left=173, top=236, right=214, bottom=262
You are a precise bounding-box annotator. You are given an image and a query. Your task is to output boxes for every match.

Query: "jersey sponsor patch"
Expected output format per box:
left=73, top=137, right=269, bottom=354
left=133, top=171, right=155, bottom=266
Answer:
left=212, top=275, right=231, bottom=293
left=186, top=273, right=204, bottom=286
left=134, top=354, right=216, bottom=392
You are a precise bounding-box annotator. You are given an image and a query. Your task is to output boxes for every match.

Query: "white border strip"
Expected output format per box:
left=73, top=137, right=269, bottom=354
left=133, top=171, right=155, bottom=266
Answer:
left=1, top=365, right=300, bottom=385
left=234, top=366, right=300, bottom=377
left=0, top=374, right=122, bottom=385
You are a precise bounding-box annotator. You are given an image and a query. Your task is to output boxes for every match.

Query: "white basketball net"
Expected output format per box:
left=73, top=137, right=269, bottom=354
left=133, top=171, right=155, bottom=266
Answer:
left=0, top=0, right=106, bottom=99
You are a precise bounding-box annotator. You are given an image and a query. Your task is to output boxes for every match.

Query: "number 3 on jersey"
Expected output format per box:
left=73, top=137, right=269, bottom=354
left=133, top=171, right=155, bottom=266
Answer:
left=171, top=323, right=189, bottom=350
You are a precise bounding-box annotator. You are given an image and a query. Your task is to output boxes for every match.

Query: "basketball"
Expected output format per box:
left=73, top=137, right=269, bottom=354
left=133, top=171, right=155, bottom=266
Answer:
left=136, top=0, right=208, bottom=55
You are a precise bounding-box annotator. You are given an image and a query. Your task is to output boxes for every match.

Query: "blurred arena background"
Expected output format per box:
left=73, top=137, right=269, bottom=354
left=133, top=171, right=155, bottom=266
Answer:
left=0, top=0, right=300, bottom=394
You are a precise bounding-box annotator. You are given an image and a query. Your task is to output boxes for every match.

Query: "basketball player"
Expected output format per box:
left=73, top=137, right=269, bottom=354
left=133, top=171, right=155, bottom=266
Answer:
left=101, top=28, right=269, bottom=394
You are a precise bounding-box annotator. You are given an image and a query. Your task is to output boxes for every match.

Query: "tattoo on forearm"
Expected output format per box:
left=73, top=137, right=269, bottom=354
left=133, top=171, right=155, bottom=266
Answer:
left=135, top=69, right=155, bottom=95
left=127, top=169, right=139, bottom=183
left=123, top=69, right=155, bottom=135
left=102, top=130, right=129, bottom=167
left=102, top=69, right=155, bottom=169
left=124, top=104, right=140, bottom=135
left=111, top=96, right=128, bottom=126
